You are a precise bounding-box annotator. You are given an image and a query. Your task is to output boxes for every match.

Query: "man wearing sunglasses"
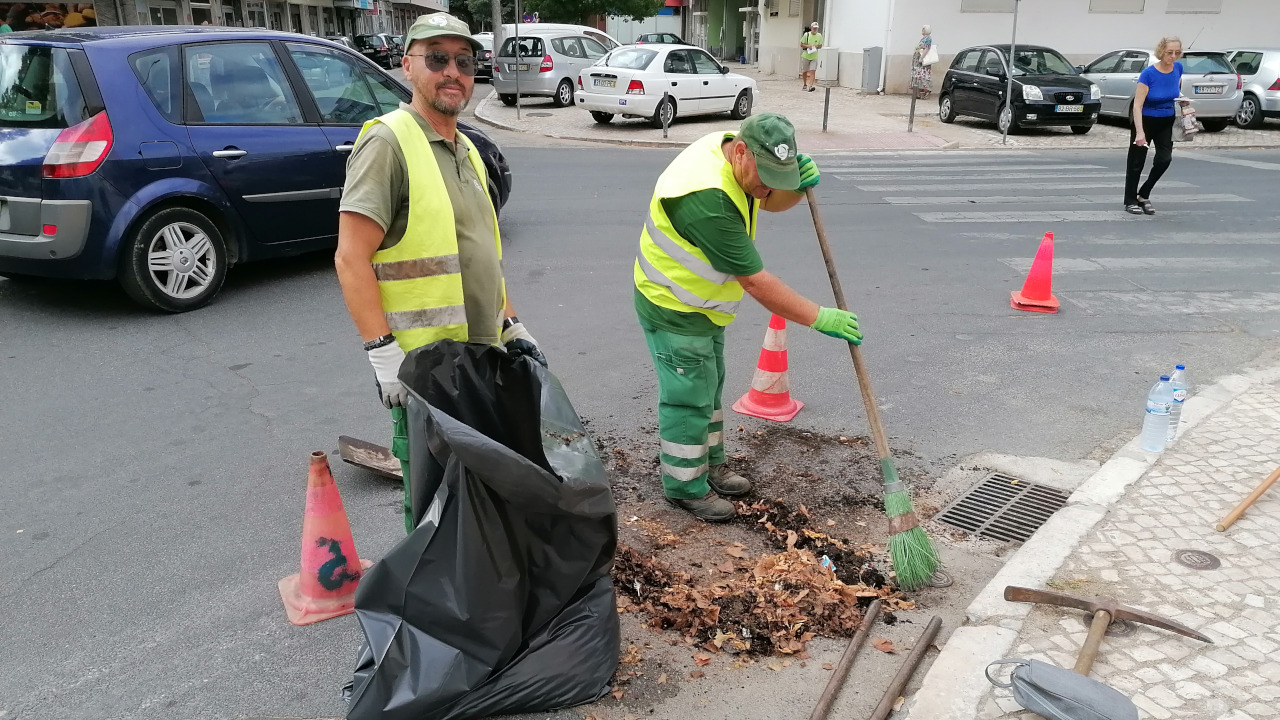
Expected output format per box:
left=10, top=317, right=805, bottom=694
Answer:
left=336, top=12, right=544, bottom=532
left=633, top=113, right=862, bottom=522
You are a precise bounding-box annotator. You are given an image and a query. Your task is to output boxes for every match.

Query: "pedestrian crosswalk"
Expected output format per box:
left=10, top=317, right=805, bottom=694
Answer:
left=823, top=150, right=1254, bottom=224
left=813, top=149, right=1279, bottom=319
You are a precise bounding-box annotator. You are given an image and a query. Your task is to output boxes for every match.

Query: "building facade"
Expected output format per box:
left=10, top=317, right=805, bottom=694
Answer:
left=759, top=0, right=1279, bottom=93
left=69, top=0, right=445, bottom=36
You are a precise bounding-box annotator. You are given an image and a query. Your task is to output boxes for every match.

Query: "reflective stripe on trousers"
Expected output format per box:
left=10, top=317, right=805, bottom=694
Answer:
left=641, top=326, right=727, bottom=499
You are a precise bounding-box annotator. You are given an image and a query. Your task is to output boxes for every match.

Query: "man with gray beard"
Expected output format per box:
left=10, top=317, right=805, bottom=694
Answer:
left=335, top=12, right=544, bottom=532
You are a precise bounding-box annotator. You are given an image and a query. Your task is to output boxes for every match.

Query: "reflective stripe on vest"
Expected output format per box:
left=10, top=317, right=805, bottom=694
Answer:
left=633, top=132, right=758, bottom=327
left=357, top=108, right=505, bottom=352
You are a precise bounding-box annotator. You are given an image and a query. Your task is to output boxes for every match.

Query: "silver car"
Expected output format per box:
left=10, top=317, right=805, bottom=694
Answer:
left=1226, top=48, right=1280, bottom=128
left=493, top=29, right=611, bottom=107
left=1079, top=49, right=1243, bottom=132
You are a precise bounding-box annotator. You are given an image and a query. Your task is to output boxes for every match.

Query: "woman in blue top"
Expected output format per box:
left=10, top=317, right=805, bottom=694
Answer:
left=1125, top=37, right=1184, bottom=215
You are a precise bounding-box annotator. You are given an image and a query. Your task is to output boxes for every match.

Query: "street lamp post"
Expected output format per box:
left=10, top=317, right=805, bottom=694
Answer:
left=1001, top=0, right=1021, bottom=146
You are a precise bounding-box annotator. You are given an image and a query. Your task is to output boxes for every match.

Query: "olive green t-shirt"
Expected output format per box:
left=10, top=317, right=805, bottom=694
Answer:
left=339, top=103, right=503, bottom=345
left=634, top=188, right=763, bottom=336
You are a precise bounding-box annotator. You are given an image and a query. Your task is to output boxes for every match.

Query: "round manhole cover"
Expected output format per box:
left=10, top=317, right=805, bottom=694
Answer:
left=525, top=112, right=553, bottom=117
left=1173, top=549, right=1221, bottom=570
left=926, top=570, right=954, bottom=588
left=1081, top=612, right=1136, bottom=637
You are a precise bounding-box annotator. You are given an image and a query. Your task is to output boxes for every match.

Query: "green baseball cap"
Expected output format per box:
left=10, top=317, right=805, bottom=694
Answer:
left=737, top=113, right=801, bottom=191
left=404, top=12, right=483, bottom=55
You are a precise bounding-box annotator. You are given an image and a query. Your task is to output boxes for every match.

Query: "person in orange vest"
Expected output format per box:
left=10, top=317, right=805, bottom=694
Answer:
left=335, top=13, right=543, bottom=532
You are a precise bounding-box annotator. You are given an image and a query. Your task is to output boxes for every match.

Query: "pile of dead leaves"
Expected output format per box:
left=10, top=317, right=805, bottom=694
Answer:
left=614, top=543, right=914, bottom=657
left=735, top=499, right=890, bottom=588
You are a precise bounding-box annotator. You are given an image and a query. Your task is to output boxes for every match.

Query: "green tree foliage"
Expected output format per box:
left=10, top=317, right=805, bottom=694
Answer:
left=524, top=0, right=664, bottom=23
left=454, top=0, right=515, bottom=32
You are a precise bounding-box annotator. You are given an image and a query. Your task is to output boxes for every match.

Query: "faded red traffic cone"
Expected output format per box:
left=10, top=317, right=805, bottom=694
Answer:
left=278, top=451, right=373, bottom=626
left=1011, top=232, right=1060, bottom=313
left=732, top=314, right=803, bottom=422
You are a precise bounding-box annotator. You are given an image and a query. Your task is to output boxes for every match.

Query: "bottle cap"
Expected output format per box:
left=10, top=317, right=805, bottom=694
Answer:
left=1160, top=375, right=1171, bottom=381
left=1175, top=364, right=1185, bottom=370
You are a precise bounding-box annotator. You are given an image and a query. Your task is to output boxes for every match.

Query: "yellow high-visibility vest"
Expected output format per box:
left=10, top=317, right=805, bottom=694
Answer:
left=356, top=109, right=505, bottom=352
left=633, top=131, right=757, bottom=326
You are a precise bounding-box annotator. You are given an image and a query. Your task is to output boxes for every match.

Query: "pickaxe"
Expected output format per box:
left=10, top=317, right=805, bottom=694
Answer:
left=1004, top=586, right=1212, bottom=676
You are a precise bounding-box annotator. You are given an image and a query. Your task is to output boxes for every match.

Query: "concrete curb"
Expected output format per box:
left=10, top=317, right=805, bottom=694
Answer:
left=474, top=93, right=1278, bottom=153
left=904, top=365, right=1280, bottom=720
left=473, top=94, right=688, bottom=149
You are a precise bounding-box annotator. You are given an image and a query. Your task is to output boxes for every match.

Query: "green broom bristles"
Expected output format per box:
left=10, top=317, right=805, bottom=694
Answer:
left=880, top=458, right=940, bottom=591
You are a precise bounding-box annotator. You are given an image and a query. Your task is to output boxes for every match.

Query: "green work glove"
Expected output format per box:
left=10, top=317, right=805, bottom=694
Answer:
left=810, top=306, right=862, bottom=344
left=797, top=153, right=820, bottom=191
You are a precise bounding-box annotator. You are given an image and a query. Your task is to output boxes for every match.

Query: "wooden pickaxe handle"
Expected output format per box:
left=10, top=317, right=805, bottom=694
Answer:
left=1074, top=610, right=1112, bottom=676
left=1217, top=465, right=1280, bottom=532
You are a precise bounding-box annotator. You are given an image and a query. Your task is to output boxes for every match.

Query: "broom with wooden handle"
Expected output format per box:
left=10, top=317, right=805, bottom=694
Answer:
left=804, top=187, right=940, bottom=591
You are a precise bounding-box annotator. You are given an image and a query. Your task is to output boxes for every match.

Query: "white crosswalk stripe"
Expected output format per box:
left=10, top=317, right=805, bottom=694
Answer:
left=816, top=150, right=1273, bottom=318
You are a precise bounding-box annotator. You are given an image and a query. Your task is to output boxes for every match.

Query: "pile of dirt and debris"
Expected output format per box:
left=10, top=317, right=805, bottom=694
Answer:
left=614, top=541, right=913, bottom=657
left=595, top=424, right=932, bottom=658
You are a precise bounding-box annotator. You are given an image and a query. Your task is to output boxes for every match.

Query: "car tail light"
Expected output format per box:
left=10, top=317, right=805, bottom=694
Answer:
left=627, top=80, right=645, bottom=95
left=43, top=224, right=57, bottom=236
left=1237, top=74, right=1243, bottom=90
left=539, top=54, right=553, bottom=73
left=577, top=76, right=583, bottom=89
left=1269, top=78, right=1280, bottom=91
left=43, top=111, right=113, bottom=179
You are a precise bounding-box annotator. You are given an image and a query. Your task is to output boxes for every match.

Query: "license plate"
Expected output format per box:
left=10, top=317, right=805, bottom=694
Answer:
left=511, top=63, right=529, bottom=71
left=593, top=78, right=616, bottom=88
left=1055, top=104, right=1084, bottom=113
left=1194, top=84, right=1224, bottom=94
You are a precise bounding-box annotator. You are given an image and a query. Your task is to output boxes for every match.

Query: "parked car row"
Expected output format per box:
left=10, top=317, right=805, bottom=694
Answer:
left=485, top=23, right=751, bottom=127
left=939, top=42, right=1279, bottom=134
left=0, top=26, right=512, bottom=312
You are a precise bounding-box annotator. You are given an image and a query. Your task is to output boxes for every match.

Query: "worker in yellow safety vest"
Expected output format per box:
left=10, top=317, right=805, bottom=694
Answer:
left=634, top=113, right=863, bottom=522
left=335, top=12, right=544, bottom=533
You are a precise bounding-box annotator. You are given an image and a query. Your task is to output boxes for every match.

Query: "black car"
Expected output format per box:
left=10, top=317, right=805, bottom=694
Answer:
left=475, top=35, right=494, bottom=79
left=355, top=33, right=398, bottom=68
left=635, top=33, right=688, bottom=45
left=939, top=44, right=1101, bottom=134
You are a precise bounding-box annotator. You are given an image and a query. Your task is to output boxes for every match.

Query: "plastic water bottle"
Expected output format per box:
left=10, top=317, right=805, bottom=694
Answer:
left=1140, top=375, right=1174, bottom=453
left=1166, top=365, right=1189, bottom=443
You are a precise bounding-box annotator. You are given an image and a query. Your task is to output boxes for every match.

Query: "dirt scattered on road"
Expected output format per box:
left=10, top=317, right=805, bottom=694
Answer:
left=596, top=424, right=932, bottom=660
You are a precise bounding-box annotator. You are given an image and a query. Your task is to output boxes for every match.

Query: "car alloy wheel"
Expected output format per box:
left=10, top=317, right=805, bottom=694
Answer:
left=120, top=206, right=228, bottom=312
left=1236, top=95, right=1263, bottom=129
left=148, top=222, right=218, bottom=300
left=998, top=105, right=1016, bottom=134
left=554, top=79, right=573, bottom=108
left=939, top=95, right=955, bottom=123
left=730, top=90, right=751, bottom=120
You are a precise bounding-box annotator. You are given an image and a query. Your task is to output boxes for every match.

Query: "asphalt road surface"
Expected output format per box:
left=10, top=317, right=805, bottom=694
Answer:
left=3, top=144, right=1279, bottom=719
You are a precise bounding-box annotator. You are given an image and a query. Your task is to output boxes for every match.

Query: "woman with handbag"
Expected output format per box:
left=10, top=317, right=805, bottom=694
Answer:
left=1125, top=36, right=1184, bottom=216
left=913, top=26, right=936, bottom=99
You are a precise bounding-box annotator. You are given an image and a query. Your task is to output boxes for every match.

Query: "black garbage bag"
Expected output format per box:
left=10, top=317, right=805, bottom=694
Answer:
left=346, top=341, right=619, bottom=720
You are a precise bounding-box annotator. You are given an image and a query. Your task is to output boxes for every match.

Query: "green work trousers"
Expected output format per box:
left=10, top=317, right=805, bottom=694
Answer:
left=641, top=326, right=727, bottom=499
left=390, top=406, right=412, bottom=533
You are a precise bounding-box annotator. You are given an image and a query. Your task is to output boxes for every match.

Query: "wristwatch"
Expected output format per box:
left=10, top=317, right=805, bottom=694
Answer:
left=363, top=333, right=396, bottom=351
left=502, top=316, right=520, bottom=331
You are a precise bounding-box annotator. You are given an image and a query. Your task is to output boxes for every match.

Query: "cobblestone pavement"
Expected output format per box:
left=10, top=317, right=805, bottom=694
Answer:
left=978, top=377, right=1280, bottom=720
left=476, top=66, right=1280, bottom=151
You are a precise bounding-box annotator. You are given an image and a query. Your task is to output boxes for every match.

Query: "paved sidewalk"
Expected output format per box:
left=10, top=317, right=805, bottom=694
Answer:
left=475, top=66, right=1280, bottom=151
left=906, top=359, right=1280, bottom=720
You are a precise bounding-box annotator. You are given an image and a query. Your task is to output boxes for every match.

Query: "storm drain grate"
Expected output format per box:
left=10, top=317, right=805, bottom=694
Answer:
left=936, top=473, right=1070, bottom=542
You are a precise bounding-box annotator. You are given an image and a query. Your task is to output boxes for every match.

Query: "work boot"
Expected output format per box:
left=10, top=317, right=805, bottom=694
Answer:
left=708, top=464, right=752, bottom=497
left=667, top=492, right=736, bottom=522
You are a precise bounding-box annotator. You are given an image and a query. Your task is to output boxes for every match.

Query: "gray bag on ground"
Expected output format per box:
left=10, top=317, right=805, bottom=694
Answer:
left=986, top=658, right=1138, bottom=720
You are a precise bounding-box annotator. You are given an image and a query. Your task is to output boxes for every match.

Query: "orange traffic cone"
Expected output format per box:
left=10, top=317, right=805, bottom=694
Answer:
left=1011, top=232, right=1060, bottom=314
left=278, top=451, right=373, bottom=626
left=732, top=314, right=804, bottom=422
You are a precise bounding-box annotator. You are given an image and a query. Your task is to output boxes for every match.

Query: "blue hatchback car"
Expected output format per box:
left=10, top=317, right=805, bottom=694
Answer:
left=0, top=26, right=512, bottom=312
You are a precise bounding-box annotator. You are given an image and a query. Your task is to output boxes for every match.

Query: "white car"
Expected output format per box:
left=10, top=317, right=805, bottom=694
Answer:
left=574, top=45, right=755, bottom=128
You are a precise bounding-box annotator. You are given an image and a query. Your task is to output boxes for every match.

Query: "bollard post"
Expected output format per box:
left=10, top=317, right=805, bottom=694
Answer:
left=822, top=86, right=831, bottom=133
left=662, top=91, right=670, bottom=139
left=908, top=88, right=917, bottom=132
